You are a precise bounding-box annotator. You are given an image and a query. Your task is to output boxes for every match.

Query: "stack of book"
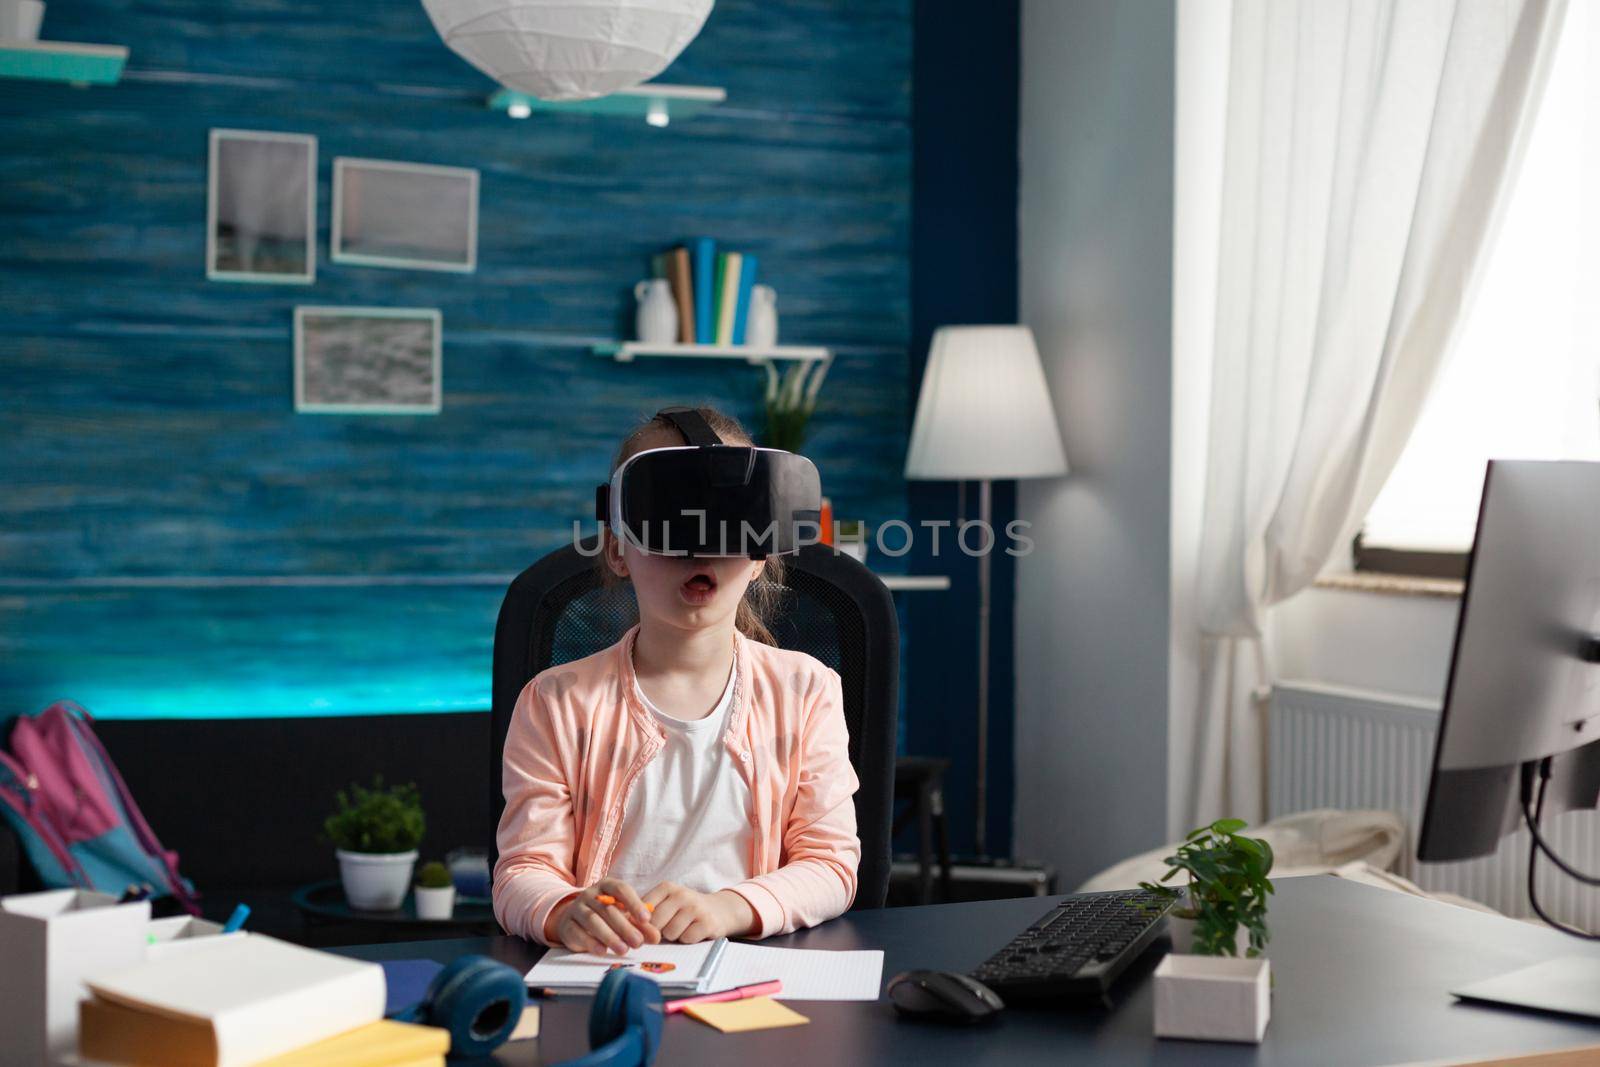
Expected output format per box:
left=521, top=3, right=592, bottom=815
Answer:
left=653, top=237, right=762, bottom=346
left=77, top=934, right=450, bottom=1067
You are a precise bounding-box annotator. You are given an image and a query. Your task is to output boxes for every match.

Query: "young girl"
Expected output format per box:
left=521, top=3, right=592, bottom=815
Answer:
left=492, top=407, right=860, bottom=952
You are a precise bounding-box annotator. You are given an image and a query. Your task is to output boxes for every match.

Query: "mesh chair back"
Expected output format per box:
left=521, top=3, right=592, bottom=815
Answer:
left=492, top=539, right=898, bottom=909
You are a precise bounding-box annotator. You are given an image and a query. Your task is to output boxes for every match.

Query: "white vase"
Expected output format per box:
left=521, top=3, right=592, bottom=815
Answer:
left=634, top=279, right=678, bottom=345
left=0, top=1, right=44, bottom=41
left=745, top=285, right=777, bottom=347
left=414, top=884, right=456, bottom=921
left=336, top=849, right=417, bottom=911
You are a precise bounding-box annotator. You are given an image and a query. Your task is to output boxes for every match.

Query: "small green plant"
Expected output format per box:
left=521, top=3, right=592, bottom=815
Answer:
left=763, top=359, right=829, bottom=452
left=323, top=777, right=425, bottom=855
left=415, top=861, right=452, bottom=889
left=1139, top=818, right=1275, bottom=958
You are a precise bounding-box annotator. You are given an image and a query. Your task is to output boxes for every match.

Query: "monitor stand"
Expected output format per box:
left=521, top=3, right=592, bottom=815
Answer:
left=1453, top=957, right=1600, bottom=1020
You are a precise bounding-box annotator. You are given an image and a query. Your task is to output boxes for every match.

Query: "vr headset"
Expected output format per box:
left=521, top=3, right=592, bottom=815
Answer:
left=595, top=407, right=822, bottom=558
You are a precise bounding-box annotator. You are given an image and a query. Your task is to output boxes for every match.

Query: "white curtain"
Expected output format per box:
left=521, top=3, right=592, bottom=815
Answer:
left=1185, top=0, right=1568, bottom=828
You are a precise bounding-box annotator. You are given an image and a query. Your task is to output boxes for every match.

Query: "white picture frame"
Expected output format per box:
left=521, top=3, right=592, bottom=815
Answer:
left=294, top=306, right=443, bottom=415
left=206, top=129, right=317, bottom=284
left=331, top=157, right=479, bottom=273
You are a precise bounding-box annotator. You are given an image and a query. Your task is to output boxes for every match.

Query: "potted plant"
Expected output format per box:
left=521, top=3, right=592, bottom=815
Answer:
left=835, top=519, right=869, bottom=563
left=413, top=861, right=456, bottom=921
left=323, top=777, right=425, bottom=911
left=1140, top=818, right=1275, bottom=1043
left=763, top=359, right=828, bottom=453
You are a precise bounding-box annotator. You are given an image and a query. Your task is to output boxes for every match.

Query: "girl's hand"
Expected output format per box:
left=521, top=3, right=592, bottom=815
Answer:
left=643, top=882, right=758, bottom=943
left=546, top=878, right=660, bottom=955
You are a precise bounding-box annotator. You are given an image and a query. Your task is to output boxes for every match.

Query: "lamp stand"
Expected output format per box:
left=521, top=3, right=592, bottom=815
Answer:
left=974, top=478, right=992, bottom=859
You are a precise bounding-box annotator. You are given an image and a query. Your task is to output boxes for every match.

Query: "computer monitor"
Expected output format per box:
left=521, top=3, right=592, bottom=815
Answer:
left=1415, top=460, right=1600, bottom=1019
left=1417, top=459, right=1600, bottom=866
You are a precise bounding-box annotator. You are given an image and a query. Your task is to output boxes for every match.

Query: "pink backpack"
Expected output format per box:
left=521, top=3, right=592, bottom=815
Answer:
left=0, top=701, right=198, bottom=912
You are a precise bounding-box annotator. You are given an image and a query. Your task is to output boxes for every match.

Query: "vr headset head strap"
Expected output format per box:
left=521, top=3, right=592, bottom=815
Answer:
left=595, top=408, right=728, bottom=521
left=654, top=406, right=724, bottom=448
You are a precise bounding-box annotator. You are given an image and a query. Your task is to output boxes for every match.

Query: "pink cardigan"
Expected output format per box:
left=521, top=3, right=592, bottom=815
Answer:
left=493, top=625, right=861, bottom=944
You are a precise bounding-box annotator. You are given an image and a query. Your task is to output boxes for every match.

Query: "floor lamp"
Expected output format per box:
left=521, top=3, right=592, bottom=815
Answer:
left=904, top=325, right=1069, bottom=859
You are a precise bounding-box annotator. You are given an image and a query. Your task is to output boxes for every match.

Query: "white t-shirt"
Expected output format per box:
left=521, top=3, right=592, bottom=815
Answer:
left=606, top=661, right=755, bottom=895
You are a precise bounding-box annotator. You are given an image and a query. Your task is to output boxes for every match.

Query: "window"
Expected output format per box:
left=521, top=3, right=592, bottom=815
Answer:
left=1361, top=3, right=1600, bottom=562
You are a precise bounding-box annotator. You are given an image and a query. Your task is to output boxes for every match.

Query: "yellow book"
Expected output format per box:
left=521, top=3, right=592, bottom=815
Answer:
left=257, top=1020, right=450, bottom=1067
left=83, top=933, right=386, bottom=1067
left=81, top=998, right=447, bottom=1067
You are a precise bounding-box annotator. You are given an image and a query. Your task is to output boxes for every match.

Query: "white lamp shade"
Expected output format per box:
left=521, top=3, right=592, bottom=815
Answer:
left=420, top=0, right=714, bottom=102
left=905, top=325, right=1069, bottom=480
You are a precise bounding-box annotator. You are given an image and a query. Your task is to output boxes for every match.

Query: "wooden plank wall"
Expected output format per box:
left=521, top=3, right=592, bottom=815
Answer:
left=0, top=0, right=911, bottom=718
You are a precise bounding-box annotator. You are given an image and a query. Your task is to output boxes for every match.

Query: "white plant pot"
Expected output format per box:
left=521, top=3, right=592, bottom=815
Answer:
left=1154, top=954, right=1271, bottom=1043
left=838, top=539, right=868, bottom=563
left=336, top=849, right=417, bottom=911
left=414, top=884, right=456, bottom=921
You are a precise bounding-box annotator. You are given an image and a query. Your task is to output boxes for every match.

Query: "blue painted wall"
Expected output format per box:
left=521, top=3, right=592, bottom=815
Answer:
left=905, top=0, right=1021, bottom=859
left=0, top=0, right=911, bottom=719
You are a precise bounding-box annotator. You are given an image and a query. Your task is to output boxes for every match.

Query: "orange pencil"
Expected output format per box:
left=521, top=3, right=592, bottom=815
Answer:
left=596, top=893, right=654, bottom=913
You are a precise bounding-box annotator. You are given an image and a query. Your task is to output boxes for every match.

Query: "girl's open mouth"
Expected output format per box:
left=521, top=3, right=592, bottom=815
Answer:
left=679, top=567, right=718, bottom=605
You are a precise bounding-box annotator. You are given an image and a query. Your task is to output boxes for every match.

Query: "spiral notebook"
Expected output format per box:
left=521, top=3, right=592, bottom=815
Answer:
left=524, top=939, right=884, bottom=1001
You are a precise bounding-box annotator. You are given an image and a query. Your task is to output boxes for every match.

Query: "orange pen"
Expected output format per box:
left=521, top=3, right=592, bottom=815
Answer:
left=596, top=893, right=654, bottom=914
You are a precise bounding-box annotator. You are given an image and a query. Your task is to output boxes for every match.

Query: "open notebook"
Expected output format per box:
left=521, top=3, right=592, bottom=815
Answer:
left=525, top=939, right=883, bottom=1001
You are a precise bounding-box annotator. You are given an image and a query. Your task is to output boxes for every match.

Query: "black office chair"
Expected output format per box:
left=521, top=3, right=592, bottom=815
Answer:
left=491, top=537, right=899, bottom=910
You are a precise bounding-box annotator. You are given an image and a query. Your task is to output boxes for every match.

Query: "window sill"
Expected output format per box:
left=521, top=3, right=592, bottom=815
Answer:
left=1313, top=571, right=1464, bottom=599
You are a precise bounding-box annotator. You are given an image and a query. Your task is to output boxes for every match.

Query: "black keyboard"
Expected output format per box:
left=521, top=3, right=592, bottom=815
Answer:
left=970, top=888, right=1174, bottom=998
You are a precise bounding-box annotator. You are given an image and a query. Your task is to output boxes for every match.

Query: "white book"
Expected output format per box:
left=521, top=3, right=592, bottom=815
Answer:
left=525, top=939, right=728, bottom=994
left=84, top=932, right=386, bottom=1067
left=715, top=252, right=742, bottom=345
left=524, top=939, right=884, bottom=1001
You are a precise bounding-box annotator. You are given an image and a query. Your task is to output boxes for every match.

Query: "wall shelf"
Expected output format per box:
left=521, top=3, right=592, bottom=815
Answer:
left=0, top=40, right=128, bottom=85
left=488, top=82, right=726, bottom=124
left=880, top=575, right=950, bottom=592
left=594, top=341, right=832, bottom=366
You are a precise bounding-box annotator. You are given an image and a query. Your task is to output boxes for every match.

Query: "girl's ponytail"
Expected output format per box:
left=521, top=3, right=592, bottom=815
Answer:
left=735, top=557, right=785, bottom=647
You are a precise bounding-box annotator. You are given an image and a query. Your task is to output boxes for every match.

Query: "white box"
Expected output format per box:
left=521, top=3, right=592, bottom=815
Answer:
left=146, top=916, right=242, bottom=960
left=0, top=889, right=151, bottom=1065
left=1153, top=953, right=1271, bottom=1044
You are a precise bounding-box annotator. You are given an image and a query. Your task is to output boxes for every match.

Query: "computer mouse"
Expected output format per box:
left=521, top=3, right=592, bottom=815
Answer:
left=887, top=970, right=1005, bottom=1024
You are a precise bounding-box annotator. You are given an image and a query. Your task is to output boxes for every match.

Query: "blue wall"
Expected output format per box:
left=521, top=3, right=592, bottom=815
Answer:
left=905, top=0, right=1021, bottom=858
left=0, top=1, right=912, bottom=719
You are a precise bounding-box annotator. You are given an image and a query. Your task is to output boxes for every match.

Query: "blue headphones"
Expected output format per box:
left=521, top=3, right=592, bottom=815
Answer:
left=555, top=969, right=665, bottom=1067
left=393, top=954, right=527, bottom=1058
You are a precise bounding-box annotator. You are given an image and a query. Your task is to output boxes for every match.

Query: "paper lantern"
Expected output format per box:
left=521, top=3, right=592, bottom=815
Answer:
left=420, top=0, right=715, bottom=102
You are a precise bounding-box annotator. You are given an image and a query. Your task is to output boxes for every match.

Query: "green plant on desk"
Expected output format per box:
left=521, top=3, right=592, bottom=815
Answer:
left=323, top=777, right=425, bottom=854
left=415, top=861, right=452, bottom=889
left=1138, top=817, right=1275, bottom=958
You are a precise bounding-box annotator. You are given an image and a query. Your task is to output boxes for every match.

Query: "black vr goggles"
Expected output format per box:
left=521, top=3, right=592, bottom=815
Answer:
left=595, top=407, right=823, bottom=558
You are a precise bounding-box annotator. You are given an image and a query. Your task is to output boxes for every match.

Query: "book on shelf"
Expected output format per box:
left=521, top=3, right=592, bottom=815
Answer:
left=79, top=933, right=387, bottom=1067
left=715, top=252, right=742, bottom=345
left=732, top=254, right=758, bottom=344
left=691, top=237, right=716, bottom=345
left=665, top=245, right=695, bottom=343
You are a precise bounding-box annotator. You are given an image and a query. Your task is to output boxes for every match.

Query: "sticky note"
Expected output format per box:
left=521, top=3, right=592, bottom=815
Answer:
left=684, top=996, right=810, bottom=1033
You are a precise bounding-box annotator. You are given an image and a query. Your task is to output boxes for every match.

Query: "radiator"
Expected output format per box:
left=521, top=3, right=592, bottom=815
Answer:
left=1270, top=681, right=1600, bottom=928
